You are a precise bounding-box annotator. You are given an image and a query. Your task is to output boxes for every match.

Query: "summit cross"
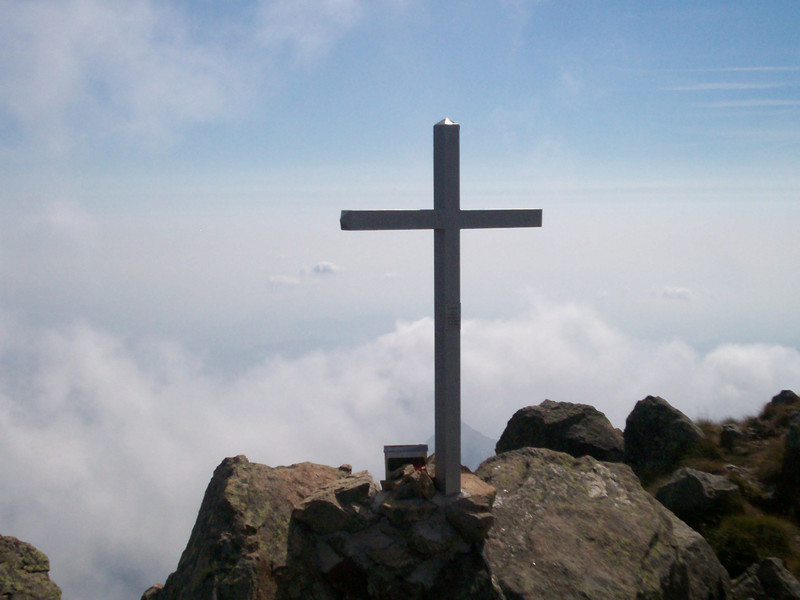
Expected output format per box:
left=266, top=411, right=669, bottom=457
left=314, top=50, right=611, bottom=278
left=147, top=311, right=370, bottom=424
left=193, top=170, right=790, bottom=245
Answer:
left=340, top=119, right=542, bottom=495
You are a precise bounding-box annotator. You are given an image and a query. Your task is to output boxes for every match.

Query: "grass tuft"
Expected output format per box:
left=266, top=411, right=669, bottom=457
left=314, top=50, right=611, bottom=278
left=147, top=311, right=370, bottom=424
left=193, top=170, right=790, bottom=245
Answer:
left=707, top=513, right=797, bottom=578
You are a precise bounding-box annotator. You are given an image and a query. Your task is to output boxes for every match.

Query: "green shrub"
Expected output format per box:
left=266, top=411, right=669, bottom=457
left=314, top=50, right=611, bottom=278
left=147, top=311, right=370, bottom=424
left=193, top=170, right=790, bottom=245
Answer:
left=708, top=513, right=795, bottom=578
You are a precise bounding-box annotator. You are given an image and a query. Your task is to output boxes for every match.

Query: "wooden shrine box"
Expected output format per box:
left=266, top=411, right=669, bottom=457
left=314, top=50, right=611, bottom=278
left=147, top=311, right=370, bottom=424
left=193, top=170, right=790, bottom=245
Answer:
left=383, top=444, right=428, bottom=479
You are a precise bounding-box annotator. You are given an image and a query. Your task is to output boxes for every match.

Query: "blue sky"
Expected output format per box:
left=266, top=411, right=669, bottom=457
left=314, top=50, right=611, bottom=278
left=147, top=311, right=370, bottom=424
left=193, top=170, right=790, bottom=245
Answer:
left=1, top=2, right=800, bottom=599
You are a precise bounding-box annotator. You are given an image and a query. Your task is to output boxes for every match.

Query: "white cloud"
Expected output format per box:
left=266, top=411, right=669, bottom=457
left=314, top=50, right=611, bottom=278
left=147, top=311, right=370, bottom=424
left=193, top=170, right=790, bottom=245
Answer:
left=697, top=100, right=800, bottom=109
left=666, top=83, right=788, bottom=91
left=309, top=261, right=344, bottom=275
left=0, top=0, right=365, bottom=150
left=256, top=0, right=363, bottom=65
left=1, top=298, right=799, bottom=600
left=657, top=286, right=695, bottom=302
left=270, top=261, right=343, bottom=285
left=268, top=275, right=301, bottom=286
left=0, top=0, right=248, bottom=150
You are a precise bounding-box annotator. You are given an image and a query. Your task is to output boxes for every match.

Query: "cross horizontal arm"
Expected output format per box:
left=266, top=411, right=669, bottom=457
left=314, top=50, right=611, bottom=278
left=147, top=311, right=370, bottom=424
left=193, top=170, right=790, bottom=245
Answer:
left=340, top=210, right=436, bottom=231
left=459, top=209, right=542, bottom=229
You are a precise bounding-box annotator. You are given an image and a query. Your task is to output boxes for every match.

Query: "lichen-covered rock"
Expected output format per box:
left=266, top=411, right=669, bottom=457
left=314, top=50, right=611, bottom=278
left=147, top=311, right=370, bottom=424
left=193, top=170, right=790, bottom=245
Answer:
left=731, top=557, right=800, bottom=600
left=655, top=467, right=740, bottom=527
left=477, top=447, right=731, bottom=600
left=0, top=535, right=62, bottom=600
left=153, top=455, right=348, bottom=600
left=496, top=399, right=624, bottom=461
left=624, top=395, right=705, bottom=483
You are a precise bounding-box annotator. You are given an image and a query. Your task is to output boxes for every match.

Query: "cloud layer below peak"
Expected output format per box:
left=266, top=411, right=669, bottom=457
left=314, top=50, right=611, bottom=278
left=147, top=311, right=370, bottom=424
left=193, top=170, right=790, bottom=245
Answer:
left=1, top=298, right=799, bottom=599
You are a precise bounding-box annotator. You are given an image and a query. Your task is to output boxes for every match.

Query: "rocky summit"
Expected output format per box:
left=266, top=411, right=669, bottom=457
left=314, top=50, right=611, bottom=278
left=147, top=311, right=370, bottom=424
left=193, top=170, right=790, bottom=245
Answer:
left=135, top=390, right=800, bottom=599
left=142, top=448, right=734, bottom=599
left=6, top=391, right=800, bottom=600
left=0, top=535, right=61, bottom=600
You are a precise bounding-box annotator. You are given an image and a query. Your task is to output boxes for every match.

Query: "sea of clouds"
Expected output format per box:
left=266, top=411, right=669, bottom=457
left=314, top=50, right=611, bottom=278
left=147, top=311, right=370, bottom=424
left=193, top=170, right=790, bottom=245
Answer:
left=2, top=298, right=799, bottom=600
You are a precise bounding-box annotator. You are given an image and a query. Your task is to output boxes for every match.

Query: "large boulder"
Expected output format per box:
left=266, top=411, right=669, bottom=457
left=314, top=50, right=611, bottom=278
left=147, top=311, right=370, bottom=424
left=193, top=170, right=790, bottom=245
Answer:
left=624, top=396, right=705, bottom=483
left=655, top=468, right=740, bottom=527
left=477, top=447, right=731, bottom=600
left=0, top=534, right=62, bottom=600
left=731, top=557, right=800, bottom=600
left=496, top=399, right=624, bottom=462
left=752, top=390, right=800, bottom=439
left=151, top=455, right=349, bottom=600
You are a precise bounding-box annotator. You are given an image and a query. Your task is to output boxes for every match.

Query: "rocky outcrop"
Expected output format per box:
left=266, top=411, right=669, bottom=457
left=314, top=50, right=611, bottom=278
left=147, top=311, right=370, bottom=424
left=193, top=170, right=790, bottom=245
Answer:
left=279, top=467, right=500, bottom=600
left=769, top=390, right=800, bottom=408
left=754, top=390, right=800, bottom=438
left=495, top=399, right=624, bottom=462
left=477, top=447, right=731, bottom=600
left=624, top=395, right=706, bottom=483
left=149, top=456, right=499, bottom=600
left=0, top=535, right=62, bottom=600
left=655, top=468, right=740, bottom=527
left=731, top=557, right=800, bottom=600
left=142, top=391, right=800, bottom=600
left=151, top=455, right=349, bottom=600
left=147, top=449, right=735, bottom=600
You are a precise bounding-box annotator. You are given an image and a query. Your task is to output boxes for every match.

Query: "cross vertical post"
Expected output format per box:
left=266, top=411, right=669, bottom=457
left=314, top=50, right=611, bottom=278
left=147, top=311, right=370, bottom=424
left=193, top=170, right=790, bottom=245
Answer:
left=433, top=120, right=461, bottom=495
left=340, top=119, right=542, bottom=496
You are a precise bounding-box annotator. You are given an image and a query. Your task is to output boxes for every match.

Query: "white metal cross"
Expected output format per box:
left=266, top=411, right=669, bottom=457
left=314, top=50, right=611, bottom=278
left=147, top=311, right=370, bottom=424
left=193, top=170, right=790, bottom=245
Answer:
left=341, top=119, right=542, bottom=494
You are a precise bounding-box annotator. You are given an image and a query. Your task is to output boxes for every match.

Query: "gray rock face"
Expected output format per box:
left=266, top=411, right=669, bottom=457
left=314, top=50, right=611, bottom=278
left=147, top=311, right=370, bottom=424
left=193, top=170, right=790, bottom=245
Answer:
left=770, top=390, right=800, bottom=407
left=153, top=455, right=348, bottom=600
left=280, top=470, right=501, bottom=600
left=655, top=468, right=740, bottom=527
left=0, top=535, right=62, bottom=600
left=624, top=395, right=705, bottom=483
left=477, top=447, right=731, bottom=600
left=732, top=557, right=800, bottom=600
left=496, top=399, right=624, bottom=462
